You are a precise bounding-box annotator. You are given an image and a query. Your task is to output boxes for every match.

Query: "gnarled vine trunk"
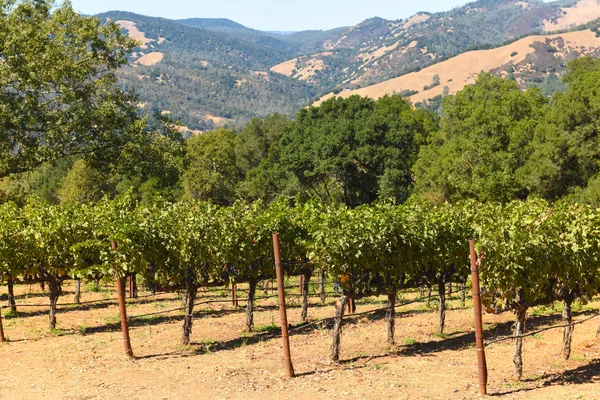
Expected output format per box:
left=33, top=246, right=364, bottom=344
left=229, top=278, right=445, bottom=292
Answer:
left=562, top=297, right=574, bottom=360
left=427, top=285, right=432, bottom=306
left=246, top=278, right=258, bottom=332
left=7, top=277, right=16, bottom=313
left=438, top=276, right=446, bottom=334
left=181, top=277, right=198, bottom=346
left=129, top=273, right=138, bottom=299
left=319, top=270, right=326, bottom=305
left=300, top=271, right=312, bottom=322
left=387, top=291, right=396, bottom=345
left=48, top=278, right=62, bottom=330
left=460, top=281, right=466, bottom=307
left=147, top=263, right=156, bottom=296
left=331, top=294, right=347, bottom=362
left=74, top=279, right=81, bottom=304
left=513, top=305, right=527, bottom=380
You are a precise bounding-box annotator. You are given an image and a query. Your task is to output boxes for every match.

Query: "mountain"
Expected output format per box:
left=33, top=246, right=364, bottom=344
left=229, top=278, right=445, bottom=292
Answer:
left=266, top=31, right=297, bottom=35
left=177, top=18, right=256, bottom=33
left=97, top=0, right=600, bottom=132
left=98, top=11, right=315, bottom=133
left=272, top=0, right=599, bottom=90
left=315, top=28, right=600, bottom=106
left=313, top=0, right=600, bottom=106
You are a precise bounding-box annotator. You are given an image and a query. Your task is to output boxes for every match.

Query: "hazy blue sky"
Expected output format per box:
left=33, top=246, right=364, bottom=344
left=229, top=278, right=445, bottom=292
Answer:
left=69, top=0, right=474, bottom=31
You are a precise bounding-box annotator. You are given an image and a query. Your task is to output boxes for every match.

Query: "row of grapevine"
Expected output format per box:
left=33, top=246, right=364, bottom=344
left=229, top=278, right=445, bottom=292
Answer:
left=474, top=199, right=600, bottom=379
left=1, top=196, right=599, bottom=379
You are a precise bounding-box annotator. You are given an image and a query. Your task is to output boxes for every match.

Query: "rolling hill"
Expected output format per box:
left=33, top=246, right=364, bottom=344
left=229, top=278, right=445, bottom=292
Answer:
left=97, top=0, right=600, bottom=132
left=314, top=28, right=600, bottom=106
left=97, top=11, right=317, bottom=133
left=273, top=0, right=600, bottom=90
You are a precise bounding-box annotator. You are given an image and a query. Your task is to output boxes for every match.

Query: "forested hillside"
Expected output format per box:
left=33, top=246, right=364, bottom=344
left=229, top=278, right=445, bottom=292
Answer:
left=96, top=1, right=600, bottom=131
left=97, top=11, right=316, bottom=132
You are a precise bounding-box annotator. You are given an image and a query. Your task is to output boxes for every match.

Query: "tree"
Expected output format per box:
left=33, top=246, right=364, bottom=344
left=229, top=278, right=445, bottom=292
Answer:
left=235, top=114, right=290, bottom=175
left=182, top=129, right=242, bottom=205
left=413, top=73, right=547, bottom=203
left=280, top=95, right=437, bottom=207
left=0, top=0, right=140, bottom=177
left=235, top=114, right=298, bottom=201
left=520, top=57, right=600, bottom=201
left=58, top=159, right=116, bottom=204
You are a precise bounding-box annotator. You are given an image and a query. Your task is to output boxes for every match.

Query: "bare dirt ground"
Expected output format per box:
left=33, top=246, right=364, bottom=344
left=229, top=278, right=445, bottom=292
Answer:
left=1, top=281, right=599, bottom=400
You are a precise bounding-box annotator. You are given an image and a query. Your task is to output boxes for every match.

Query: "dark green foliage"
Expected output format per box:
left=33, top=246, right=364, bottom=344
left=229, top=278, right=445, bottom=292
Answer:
left=415, top=95, right=444, bottom=115
left=0, top=1, right=140, bottom=178
left=413, top=73, right=548, bottom=203
left=182, top=129, right=242, bottom=205
left=280, top=95, right=438, bottom=206
left=423, top=74, right=441, bottom=91
left=399, top=89, right=419, bottom=97
left=521, top=57, right=600, bottom=202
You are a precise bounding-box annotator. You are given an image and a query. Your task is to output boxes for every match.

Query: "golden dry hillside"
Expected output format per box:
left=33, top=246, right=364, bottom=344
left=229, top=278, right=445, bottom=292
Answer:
left=115, top=20, right=153, bottom=48
left=314, top=29, right=600, bottom=106
left=270, top=52, right=333, bottom=81
left=136, top=52, right=164, bottom=66
left=543, top=0, right=600, bottom=31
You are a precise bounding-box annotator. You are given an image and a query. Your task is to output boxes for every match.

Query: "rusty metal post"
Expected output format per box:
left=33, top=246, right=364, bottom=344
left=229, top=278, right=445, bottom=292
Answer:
left=128, top=275, right=134, bottom=298
left=470, top=239, right=488, bottom=395
left=273, top=233, right=295, bottom=378
left=112, top=240, right=134, bottom=359
left=0, top=307, right=5, bottom=342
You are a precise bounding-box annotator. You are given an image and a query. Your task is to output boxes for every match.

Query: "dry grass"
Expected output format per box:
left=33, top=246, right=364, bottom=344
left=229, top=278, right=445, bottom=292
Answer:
left=403, top=13, right=430, bottom=29
left=271, top=56, right=328, bottom=81
left=270, top=58, right=298, bottom=76
left=400, top=41, right=418, bottom=54
left=204, top=114, right=228, bottom=126
left=1, top=282, right=600, bottom=399
left=315, top=29, right=600, bottom=105
left=176, top=125, right=203, bottom=136
left=116, top=20, right=153, bottom=49
left=136, top=52, right=164, bottom=66
left=543, top=0, right=600, bottom=32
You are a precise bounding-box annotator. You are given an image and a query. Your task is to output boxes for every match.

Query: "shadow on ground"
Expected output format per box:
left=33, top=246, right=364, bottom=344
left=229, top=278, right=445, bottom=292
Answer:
left=490, top=358, right=600, bottom=397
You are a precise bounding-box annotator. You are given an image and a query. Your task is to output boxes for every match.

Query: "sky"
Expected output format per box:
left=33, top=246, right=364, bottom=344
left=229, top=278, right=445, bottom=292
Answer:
left=68, top=0, right=474, bottom=31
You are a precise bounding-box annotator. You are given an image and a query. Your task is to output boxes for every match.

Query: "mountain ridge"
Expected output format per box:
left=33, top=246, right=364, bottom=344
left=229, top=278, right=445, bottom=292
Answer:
left=97, top=0, right=600, bottom=132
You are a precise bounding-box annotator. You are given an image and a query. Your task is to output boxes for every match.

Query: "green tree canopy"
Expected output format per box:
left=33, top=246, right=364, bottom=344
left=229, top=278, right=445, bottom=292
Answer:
left=235, top=114, right=298, bottom=201
left=280, top=94, right=437, bottom=207
left=413, top=73, right=548, bottom=203
left=182, top=129, right=242, bottom=205
left=0, top=0, right=141, bottom=177
left=520, top=57, right=600, bottom=202
left=58, top=159, right=116, bottom=204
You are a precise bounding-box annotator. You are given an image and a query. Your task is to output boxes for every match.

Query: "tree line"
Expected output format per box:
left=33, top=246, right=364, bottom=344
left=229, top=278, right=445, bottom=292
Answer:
left=6, top=54, right=600, bottom=209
